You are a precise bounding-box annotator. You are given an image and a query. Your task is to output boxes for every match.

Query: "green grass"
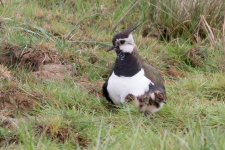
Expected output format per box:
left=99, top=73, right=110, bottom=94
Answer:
left=0, top=0, right=225, bottom=149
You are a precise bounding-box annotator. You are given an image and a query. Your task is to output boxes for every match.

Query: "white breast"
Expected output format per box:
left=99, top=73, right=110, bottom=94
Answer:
left=107, top=69, right=153, bottom=105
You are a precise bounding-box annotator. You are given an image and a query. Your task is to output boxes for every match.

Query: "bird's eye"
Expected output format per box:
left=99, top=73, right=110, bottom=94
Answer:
left=120, top=40, right=125, bottom=44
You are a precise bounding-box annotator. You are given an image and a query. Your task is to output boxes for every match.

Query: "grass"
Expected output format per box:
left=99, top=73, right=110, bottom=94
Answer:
left=0, top=0, right=225, bottom=149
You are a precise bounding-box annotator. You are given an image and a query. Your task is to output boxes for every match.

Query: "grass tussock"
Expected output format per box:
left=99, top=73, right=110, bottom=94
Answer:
left=0, top=0, right=225, bottom=149
left=142, top=0, right=225, bottom=43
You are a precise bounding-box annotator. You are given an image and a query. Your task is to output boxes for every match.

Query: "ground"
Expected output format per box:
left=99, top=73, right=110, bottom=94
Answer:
left=0, top=0, right=225, bottom=150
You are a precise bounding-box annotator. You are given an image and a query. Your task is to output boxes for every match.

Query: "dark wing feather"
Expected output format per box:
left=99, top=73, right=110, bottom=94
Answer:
left=102, top=81, right=114, bottom=104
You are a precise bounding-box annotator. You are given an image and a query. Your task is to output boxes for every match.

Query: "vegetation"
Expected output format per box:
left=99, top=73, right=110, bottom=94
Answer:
left=0, top=0, right=225, bottom=149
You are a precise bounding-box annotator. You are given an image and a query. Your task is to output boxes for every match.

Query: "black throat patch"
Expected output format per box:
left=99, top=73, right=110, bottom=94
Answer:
left=113, top=52, right=141, bottom=77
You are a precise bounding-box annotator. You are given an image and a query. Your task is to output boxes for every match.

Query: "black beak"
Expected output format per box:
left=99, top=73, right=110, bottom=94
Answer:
left=107, top=46, right=115, bottom=51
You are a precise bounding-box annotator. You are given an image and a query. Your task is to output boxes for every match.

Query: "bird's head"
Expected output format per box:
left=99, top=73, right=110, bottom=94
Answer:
left=108, top=24, right=140, bottom=53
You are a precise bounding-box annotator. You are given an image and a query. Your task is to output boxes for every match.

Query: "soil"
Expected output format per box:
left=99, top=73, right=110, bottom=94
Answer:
left=0, top=86, right=40, bottom=147
left=0, top=43, right=61, bottom=71
left=0, top=43, right=74, bottom=81
left=36, top=125, right=89, bottom=147
left=0, top=64, right=11, bottom=80
left=33, top=64, right=74, bottom=81
left=0, top=87, right=41, bottom=117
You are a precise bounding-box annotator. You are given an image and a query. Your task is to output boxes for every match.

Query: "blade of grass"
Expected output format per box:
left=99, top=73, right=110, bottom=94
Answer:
left=112, top=0, right=141, bottom=32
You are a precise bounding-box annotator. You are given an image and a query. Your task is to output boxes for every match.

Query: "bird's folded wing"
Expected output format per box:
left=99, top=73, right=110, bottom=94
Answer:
left=142, top=63, right=165, bottom=88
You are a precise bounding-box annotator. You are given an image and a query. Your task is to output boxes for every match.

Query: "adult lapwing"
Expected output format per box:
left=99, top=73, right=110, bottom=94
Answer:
left=102, top=25, right=166, bottom=114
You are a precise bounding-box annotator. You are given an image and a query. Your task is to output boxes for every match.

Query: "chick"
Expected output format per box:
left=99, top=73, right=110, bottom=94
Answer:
left=136, top=86, right=166, bottom=116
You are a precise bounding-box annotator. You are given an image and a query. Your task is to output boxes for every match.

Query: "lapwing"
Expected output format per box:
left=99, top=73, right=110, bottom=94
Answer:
left=102, top=25, right=166, bottom=113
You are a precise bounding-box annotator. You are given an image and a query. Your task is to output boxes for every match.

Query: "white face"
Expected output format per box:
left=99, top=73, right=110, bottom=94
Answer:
left=116, top=34, right=135, bottom=53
